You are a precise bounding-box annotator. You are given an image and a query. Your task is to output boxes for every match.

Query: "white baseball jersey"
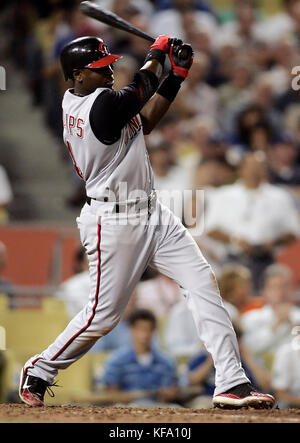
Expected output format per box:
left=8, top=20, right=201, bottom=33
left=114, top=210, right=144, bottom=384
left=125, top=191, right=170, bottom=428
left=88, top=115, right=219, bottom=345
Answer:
left=62, top=88, right=154, bottom=201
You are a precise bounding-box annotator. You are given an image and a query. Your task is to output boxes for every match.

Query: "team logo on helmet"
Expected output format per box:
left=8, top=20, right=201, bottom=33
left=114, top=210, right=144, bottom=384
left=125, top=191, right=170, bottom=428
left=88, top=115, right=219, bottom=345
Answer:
left=99, top=42, right=109, bottom=54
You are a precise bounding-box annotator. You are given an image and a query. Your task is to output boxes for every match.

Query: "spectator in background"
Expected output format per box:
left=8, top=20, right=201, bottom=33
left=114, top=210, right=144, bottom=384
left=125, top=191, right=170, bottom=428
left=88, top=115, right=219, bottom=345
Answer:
left=257, top=0, right=300, bottom=46
left=229, top=104, right=273, bottom=152
left=147, top=133, right=190, bottom=216
left=174, top=53, right=219, bottom=121
left=272, top=341, right=300, bottom=408
left=102, top=309, right=178, bottom=407
left=135, top=266, right=183, bottom=319
left=0, top=165, right=13, bottom=225
left=205, top=153, right=300, bottom=289
left=55, top=246, right=90, bottom=319
left=150, top=0, right=217, bottom=43
left=227, top=73, right=285, bottom=150
left=121, top=12, right=151, bottom=66
left=216, top=0, right=263, bottom=49
left=217, top=264, right=264, bottom=314
left=218, top=59, right=254, bottom=122
left=268, top=134, right=300, bottom=186
left=241, top=264, right=300, bottom=362
left=112, top=55, right=138, bottom=90
left=276, top=66, right=300, bottom=114
left=181, top=319, right=272, bottom=409
left=0, top=242, right=16, bottom=309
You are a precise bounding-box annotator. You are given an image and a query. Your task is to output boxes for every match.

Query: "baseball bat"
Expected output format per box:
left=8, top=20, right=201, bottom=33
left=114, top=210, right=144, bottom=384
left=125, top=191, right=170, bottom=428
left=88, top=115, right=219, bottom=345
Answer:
left=79, top=1, right=192, bottom=60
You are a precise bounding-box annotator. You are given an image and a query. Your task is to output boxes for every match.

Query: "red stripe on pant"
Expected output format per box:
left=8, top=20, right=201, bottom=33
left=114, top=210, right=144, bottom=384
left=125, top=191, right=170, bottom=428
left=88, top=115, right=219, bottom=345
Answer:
left=50, top=223, right=102, bottom=361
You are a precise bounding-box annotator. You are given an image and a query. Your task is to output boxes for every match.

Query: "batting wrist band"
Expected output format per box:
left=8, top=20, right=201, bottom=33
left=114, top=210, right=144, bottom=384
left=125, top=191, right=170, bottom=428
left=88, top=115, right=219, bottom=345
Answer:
left=144, top=49, right=166, bottom=67
left=157, top=72, right=184, bottom=102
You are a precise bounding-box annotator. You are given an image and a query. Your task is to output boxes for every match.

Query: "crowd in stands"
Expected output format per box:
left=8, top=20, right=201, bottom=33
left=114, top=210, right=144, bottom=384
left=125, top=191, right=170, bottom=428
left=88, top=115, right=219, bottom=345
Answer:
left=0, top=0, right=300, bottom=408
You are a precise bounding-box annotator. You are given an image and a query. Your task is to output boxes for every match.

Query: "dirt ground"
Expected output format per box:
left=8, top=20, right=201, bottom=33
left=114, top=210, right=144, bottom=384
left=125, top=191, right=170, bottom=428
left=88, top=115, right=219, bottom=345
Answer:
left=1, top=404, right=300, bottom=423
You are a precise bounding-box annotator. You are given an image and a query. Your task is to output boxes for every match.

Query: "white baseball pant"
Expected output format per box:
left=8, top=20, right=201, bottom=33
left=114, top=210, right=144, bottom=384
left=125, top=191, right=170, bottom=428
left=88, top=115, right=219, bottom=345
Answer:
left=24, top=197, right=249, bottom=395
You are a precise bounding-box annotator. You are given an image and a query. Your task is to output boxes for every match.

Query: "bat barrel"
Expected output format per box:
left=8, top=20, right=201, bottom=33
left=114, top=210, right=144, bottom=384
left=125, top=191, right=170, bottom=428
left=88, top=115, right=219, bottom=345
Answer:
left=80, top=1, right=155, bottom=43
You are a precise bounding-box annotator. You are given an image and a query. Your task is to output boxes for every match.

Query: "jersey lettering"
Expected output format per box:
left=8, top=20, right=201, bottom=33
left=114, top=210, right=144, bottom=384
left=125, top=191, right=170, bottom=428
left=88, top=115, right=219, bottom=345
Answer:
left=124, top=114, right=142, bottom=145
left=64, top=113, right=85, bottom=139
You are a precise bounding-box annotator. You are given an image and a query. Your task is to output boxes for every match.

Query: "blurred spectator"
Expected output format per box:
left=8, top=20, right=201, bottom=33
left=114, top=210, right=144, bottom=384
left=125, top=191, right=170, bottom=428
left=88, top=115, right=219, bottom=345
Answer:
left=164, top=294, right=239, bottom=358
left=147, top=133, right=190, bottom=216
left=268, top=135, right=300, bottom=186
left=135, top=266, right=183, bottom=319
left=272, top=341, right=300, bottom=408
left=148, top=134, right=190, bottom=192
left=193, top=157, right=235, bottom=192
left=229, top=104, right=274, bottom=152
left=257, top=0, right=300, bottom=46
left=227, top=73, right=285, bottom=149
left=55, top=246, right=90, bottom=318
left=121, top=13, right=151, bottom=66
left=246, top=122, right=273, bottom=154
left=218, top=59, right=254, bottom=121
left=174, top=53, right=219, bottom=121
left=181, top=320, right=271, bottom=409
left=216, top=0, right=263, bottom=49
left=268, top=36, right=298, bottom=95
left=0, top=165, right=13, bottom=225
left=102, top=309, right=178, bottom=406
left=205, top=153, right=300, bottom=289
left=217, top=264, right=264, bottom=313
left=150, top=0, right=217, bottom=42
left=112, top=55, right=138, bottom=90
left=275, top=67, right=300, bottom=114
left=241, top=264, right=300, bottom=360
left=0, top=242, right=16, bottom=309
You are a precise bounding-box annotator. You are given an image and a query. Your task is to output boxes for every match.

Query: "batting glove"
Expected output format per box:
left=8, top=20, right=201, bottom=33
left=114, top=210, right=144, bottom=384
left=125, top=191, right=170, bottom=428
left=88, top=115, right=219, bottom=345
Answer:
left=168, top=38, right=194, bottom=80
left=150, top=35, right=172, bottom=53
left=144, top=35, right=172, bottom=66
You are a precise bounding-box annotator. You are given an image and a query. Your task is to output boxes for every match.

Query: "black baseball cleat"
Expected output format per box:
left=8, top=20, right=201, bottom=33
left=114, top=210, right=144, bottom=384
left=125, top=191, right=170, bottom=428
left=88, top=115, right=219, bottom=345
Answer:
left=19, top=371, right=57, bottom=407
left=213, top=383, right=275, bottom=410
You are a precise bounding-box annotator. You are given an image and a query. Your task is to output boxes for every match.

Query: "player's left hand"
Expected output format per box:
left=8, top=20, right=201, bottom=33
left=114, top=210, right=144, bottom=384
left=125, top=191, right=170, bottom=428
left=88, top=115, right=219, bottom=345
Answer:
left=168, top=38, right=194, bottom=80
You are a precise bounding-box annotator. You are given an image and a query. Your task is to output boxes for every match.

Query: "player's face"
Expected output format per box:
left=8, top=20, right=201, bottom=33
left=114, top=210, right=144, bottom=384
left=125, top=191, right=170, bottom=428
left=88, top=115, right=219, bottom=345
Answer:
left=74, top=65, right=114, bottom=93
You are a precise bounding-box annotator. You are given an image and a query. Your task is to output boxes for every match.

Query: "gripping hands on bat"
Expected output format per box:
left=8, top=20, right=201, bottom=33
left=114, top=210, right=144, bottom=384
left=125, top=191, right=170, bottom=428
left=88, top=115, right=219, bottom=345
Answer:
left=146, top=35, right=194, bottom=80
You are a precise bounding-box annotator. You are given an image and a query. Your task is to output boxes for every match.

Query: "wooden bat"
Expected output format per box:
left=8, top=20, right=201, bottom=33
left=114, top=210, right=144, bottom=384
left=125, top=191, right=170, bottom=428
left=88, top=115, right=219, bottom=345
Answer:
left=79, top=1, right=193, bottom=60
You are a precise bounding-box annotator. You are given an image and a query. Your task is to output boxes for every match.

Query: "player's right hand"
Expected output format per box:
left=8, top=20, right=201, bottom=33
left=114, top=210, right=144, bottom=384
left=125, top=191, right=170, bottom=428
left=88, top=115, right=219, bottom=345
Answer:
left=150, top=35, right=172, bottom=54
left=168, top=38, right=194, bottom=80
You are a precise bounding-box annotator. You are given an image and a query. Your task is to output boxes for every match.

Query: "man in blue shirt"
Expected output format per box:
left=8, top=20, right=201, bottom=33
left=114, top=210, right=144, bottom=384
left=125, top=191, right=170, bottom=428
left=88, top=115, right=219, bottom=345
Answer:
left=102, top=309, right=178, bottom=405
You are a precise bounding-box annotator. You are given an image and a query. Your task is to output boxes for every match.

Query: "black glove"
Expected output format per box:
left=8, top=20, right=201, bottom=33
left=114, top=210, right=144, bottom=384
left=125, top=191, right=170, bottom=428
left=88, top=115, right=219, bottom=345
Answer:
left=168, top=38, right=194, bottom=79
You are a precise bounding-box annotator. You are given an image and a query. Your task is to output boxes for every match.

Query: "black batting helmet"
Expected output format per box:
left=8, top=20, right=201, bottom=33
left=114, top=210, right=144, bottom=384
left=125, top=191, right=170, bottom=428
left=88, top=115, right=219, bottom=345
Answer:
left=60, top=36, right=122, bottom=81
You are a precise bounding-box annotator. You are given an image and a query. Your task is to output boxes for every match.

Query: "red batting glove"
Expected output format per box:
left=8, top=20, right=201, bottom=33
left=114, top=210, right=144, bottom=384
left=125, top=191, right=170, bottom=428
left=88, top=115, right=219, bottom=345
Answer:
left=169, top=41, right=194, bottom=79
left=150, top=35, right=171, bottom=54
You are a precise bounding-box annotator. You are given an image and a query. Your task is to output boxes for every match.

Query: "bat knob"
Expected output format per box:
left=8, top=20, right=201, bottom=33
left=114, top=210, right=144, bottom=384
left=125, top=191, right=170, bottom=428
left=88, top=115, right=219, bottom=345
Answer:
left=178, top=44, right=193, bottom=61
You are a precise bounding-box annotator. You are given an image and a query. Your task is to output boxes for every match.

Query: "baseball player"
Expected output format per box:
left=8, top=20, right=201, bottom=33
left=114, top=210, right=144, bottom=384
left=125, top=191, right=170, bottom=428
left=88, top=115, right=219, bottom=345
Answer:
left=19, top=35, right=274, bottom=409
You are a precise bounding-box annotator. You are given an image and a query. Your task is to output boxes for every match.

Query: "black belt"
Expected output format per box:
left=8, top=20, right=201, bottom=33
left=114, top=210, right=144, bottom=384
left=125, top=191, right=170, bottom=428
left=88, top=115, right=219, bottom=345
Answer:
left=86, top=196, right=153, bottom=214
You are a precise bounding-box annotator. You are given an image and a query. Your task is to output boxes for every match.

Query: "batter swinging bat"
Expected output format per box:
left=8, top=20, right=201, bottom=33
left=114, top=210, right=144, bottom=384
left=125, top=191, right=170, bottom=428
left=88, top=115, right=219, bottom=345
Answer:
left=79, top=1, right=193, bottom=61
